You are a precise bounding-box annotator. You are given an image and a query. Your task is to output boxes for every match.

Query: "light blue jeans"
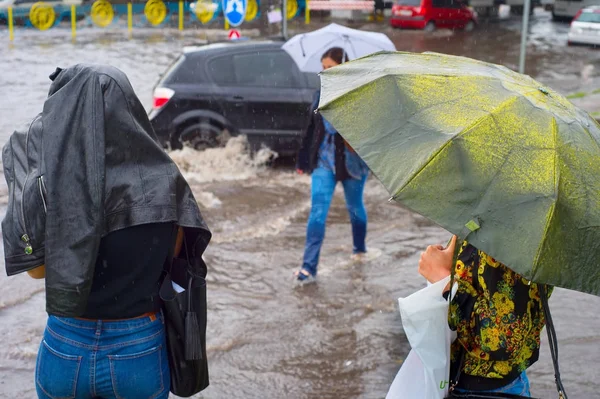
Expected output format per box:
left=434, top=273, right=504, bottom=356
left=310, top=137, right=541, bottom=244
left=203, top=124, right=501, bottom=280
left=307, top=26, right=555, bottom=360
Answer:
left=455, top=371, right=531, bottom=396
left=302, top=167, right=368, bottom=276
left=35, top=313, right=170, bottom=399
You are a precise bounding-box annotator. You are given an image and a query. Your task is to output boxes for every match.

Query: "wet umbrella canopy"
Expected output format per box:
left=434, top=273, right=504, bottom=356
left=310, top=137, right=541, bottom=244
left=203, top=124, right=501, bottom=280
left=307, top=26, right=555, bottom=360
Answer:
left=319, top=51, right=600, bottom=296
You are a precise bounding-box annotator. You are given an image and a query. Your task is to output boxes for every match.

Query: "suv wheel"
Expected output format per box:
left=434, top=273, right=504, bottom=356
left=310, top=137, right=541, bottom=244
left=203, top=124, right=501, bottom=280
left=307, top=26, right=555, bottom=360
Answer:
left=178, top=123, right=228, bottom=151
left=424, top=21, right=436, bottom=32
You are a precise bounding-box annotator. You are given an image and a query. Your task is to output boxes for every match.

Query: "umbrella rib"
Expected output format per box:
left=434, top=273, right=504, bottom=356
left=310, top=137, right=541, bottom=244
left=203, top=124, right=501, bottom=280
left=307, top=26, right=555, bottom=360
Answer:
left=531, top=117, right=559, bottom=281
left=300, top=36, right=306, bottom=57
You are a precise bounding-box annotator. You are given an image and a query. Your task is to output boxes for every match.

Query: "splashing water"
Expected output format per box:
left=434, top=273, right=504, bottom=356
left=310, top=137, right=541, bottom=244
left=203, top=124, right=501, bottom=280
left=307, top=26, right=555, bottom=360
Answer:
left=169, top=136, right=278, bottom=184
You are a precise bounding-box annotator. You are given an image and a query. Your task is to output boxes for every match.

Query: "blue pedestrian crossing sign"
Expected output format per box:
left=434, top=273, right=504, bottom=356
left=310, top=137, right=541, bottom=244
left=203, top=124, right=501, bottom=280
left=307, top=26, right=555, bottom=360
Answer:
left=223, top=0, right=247, bottom=27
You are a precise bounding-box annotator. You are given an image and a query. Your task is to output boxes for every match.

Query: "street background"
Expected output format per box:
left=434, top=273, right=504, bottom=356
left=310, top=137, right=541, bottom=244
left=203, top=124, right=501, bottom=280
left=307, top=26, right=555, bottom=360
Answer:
left=1, top=10, right=599, bottom=398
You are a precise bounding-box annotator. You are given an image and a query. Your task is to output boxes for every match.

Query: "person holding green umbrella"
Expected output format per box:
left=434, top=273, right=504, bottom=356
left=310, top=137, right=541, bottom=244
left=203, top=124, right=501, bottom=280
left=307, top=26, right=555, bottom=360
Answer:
left=419, top=235, right=549, bottom=396
left=316, top=51, right=596, bottom=397
left=294, top=47, right=370, bottom=283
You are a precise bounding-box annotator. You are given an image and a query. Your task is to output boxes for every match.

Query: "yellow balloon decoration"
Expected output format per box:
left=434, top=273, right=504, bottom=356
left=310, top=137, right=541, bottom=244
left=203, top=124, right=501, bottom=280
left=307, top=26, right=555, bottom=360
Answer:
left=245, top=0, right=258, bottom=21
left=90, top=0, right=115, bottom=27
left=195, top=0, right=216, bottom=24
left=144, top=0, right=167, bottom=26
left=29, top=2, right=56, bottom=30
left=286, top=0, right=298, bottom=20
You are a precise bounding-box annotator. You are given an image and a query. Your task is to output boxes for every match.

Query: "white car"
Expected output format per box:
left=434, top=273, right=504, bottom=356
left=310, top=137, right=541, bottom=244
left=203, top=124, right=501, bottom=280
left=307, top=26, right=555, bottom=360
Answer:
left=568, top=6, right=600, bottom=47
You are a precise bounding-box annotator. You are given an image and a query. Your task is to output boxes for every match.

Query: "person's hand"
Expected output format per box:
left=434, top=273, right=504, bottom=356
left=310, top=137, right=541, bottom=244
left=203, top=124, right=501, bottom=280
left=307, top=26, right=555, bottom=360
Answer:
left=418, top=235, right=457, bottom=284
left=296, top=169, right=304, bottom=175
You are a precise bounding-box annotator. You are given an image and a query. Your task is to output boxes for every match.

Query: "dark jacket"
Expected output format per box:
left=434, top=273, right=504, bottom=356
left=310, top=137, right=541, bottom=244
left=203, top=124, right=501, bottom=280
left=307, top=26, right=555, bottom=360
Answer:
left=1, top=64, right=211, bottom=317
left=296, top=91, right=350, bottom=181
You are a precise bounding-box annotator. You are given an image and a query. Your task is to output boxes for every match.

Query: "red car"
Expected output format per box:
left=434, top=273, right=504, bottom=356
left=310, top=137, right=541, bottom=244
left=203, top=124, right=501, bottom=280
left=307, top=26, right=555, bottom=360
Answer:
left=391, top=0, right=476, bottom=31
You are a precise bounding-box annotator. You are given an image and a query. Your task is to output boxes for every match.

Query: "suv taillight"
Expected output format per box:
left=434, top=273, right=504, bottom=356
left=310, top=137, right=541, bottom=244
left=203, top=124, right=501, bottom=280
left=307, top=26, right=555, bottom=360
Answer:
left=153, top=87, right=174, bottom=110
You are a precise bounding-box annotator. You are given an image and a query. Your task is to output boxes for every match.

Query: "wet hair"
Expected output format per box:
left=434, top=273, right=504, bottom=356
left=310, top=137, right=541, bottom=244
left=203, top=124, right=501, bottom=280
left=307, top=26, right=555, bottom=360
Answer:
left=321, top=47, right=349, bottom=65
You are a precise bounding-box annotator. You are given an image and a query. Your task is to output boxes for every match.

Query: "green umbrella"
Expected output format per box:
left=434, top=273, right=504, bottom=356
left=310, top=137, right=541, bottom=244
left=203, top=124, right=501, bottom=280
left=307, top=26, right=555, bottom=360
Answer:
left=319, top=51, right=600, bottom=296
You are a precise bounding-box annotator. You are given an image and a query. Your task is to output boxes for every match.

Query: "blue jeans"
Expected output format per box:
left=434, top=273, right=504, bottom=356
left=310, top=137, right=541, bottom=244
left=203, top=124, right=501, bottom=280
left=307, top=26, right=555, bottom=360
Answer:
left=36, top=313, right=170, bottom=399
left=456, top=371, right=531, bottom=396
left=302, top=167, right=368, bottom=276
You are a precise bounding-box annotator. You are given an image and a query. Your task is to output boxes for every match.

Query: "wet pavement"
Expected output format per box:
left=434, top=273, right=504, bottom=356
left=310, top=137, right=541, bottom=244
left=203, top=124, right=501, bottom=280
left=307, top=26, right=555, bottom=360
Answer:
left=1, top=10, right=600, bottom=399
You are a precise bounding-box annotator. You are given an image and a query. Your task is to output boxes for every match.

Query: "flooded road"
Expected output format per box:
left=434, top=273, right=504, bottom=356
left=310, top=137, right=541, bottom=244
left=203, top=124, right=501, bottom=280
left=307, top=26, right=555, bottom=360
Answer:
left=1, top=11, right=600, bottom=398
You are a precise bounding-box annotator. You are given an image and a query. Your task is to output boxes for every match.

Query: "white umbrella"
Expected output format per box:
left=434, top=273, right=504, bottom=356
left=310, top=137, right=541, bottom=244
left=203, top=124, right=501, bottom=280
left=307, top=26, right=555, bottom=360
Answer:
left=282, top=23, right=396, bottom=73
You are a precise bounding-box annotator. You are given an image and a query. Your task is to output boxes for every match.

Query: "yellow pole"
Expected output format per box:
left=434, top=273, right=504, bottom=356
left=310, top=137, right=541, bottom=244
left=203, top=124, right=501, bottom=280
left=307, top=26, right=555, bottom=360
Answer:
left=225, top=19, right=229, bottom=30
left=178, top=0, right=183, bottom=30
left=71, top=5, right=76, bottom=40
left=305, top=1, right=309, bottom=24
left=127, top=3, right=133, bottom=34
left=8, top=7, right=14, bottom=41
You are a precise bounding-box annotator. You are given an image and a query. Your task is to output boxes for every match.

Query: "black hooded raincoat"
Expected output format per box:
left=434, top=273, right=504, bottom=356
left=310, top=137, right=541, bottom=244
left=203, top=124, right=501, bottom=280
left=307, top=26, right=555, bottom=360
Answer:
left=2, top=64, right=211, bottom=317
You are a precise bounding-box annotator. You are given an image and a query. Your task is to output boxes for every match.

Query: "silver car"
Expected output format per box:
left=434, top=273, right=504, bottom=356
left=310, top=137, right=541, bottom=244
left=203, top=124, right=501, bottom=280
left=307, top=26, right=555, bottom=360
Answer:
left=568, top=6, right=600, bottom=47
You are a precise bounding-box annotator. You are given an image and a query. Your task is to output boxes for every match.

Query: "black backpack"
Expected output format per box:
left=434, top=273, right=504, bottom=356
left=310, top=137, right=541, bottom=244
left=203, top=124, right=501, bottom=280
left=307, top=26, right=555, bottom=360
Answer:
left=2, top=114, right=47, bottom=276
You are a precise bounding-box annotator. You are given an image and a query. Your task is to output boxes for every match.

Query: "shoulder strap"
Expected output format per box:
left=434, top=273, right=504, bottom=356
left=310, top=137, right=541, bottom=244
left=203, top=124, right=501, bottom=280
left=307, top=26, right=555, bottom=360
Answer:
left=539, top=285, right=567, bottom=399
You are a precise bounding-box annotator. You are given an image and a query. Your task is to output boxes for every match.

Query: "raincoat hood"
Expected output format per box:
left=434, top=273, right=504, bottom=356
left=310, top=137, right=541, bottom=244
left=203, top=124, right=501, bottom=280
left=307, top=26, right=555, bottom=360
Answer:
left=2, top=64, right=211, bottom=316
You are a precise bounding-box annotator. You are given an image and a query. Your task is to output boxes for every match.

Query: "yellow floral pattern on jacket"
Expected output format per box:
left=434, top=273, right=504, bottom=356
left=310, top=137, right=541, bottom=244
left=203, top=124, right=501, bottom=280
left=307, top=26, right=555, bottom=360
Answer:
left=448, top=241, right=551, bottom=380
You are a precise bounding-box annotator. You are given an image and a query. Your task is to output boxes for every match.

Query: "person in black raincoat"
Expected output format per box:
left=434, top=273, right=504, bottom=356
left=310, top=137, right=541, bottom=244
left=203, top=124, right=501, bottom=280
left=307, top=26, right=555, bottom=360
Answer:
left=2, top=64, right=211, bottom=399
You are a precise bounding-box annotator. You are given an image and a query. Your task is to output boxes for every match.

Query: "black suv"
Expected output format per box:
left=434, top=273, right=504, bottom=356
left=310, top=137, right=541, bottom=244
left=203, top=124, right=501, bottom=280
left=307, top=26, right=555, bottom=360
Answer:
left=148, top=39, right=320, bottom=155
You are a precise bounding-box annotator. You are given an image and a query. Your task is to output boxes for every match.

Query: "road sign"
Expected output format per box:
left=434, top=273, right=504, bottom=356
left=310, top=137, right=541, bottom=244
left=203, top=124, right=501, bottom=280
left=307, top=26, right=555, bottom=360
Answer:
left=222, top=0, right=246, bottom=27
left=228, top=29, right=241, bottom=40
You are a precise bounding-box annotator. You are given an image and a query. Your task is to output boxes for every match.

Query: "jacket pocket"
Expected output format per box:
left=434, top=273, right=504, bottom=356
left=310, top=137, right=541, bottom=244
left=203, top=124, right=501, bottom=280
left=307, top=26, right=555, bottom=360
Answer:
left=36, top=340, right=81, bottom=399
left=2, top=148, right=45, bottom=274
left=2, top=118, right=47, bottom=275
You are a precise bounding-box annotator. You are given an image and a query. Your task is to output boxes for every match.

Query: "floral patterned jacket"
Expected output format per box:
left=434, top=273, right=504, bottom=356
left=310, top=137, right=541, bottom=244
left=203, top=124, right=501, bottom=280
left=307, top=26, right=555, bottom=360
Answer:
left=448, top=241, right=552, bottom=384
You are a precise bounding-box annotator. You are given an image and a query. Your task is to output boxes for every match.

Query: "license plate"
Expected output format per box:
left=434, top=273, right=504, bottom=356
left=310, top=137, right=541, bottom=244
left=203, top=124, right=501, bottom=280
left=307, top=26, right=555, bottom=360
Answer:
left=398, top=9, right=412, bottom=16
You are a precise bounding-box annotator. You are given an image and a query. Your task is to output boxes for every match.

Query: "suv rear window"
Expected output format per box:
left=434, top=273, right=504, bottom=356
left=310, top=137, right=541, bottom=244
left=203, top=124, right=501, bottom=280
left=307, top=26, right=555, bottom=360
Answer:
left=160, top=54, right=207, bottom=85
left=233, top=51, right=301, bottom=88
left=207, top=50, right=303, bottom=88
left=207, top=56, right=236, bottom=85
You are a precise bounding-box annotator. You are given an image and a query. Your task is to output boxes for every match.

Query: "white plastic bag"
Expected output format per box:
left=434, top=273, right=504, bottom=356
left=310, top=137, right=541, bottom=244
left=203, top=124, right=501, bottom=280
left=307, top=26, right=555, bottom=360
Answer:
left=386, top=276, right=456, bottom=399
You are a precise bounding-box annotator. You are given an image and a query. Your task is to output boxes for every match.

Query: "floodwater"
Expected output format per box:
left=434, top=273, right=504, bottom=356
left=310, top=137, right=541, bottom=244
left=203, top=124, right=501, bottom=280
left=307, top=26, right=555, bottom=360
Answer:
left=1, top=10, right=600, bottom=399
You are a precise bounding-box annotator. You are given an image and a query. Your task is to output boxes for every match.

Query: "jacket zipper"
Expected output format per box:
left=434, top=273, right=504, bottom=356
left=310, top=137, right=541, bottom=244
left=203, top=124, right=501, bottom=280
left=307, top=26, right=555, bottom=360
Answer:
left=19, top=116, right=39, bottom=256
left=38, top=176, right=47, bottom=214
left=20, top=170, right=31, bottom=256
